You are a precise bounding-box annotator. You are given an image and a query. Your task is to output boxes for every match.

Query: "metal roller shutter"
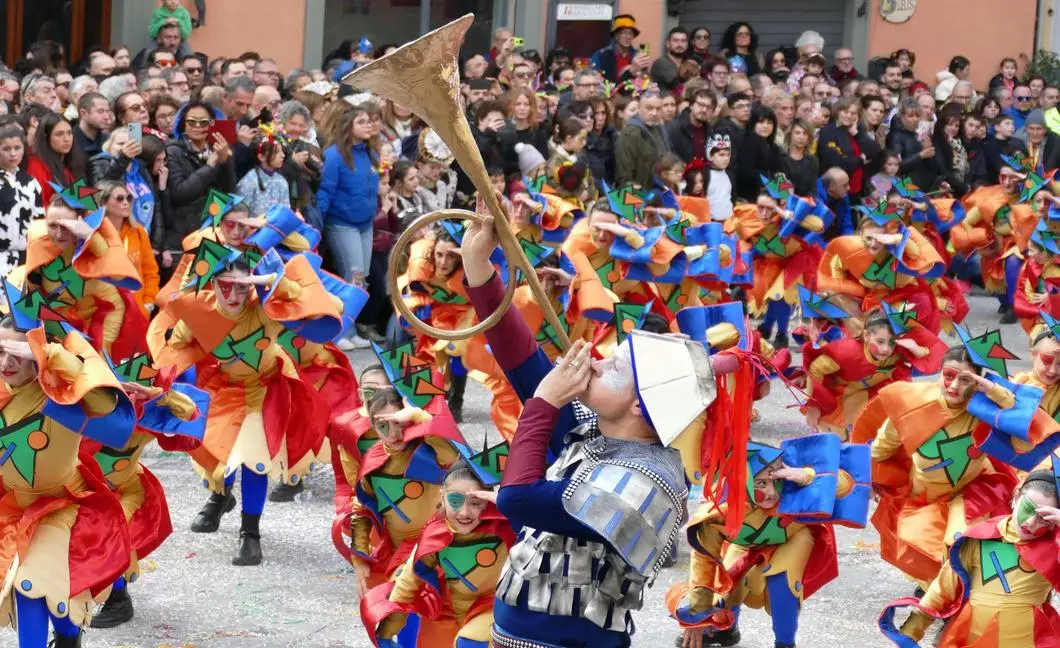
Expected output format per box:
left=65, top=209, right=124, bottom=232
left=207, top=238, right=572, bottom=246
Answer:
left=679, top=0, right=848, bottom=57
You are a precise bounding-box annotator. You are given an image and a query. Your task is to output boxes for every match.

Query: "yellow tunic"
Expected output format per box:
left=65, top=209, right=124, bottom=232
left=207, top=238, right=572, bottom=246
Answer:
left=0, top=365, right=118, bottom=628
left=903, top=517, right=1054, bottom=647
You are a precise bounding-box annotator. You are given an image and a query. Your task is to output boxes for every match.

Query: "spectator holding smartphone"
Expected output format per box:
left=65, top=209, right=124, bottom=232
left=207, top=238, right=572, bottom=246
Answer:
left=162, top=100, right=235, bottom=279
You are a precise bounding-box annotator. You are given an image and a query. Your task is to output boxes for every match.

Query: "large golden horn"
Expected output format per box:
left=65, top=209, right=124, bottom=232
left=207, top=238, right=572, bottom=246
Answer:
left=342, top=15, right=571, bottom=349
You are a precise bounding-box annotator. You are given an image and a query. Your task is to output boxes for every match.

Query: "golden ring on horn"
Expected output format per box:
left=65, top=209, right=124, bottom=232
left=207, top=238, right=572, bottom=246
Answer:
left=386, top=210, right=519, bottom=341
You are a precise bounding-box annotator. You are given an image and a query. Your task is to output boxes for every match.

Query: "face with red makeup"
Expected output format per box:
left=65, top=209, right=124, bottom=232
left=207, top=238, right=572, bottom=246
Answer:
left=939, top=359, right=979, bottom=406
left=212, top=266, right=254, bottom=315
left=863, top=323, right=896, bottom=361
left=752, top=461, right=782, bottom=510
left=1032, top=335, right=1060, bottom=385
left=220, top=208, right=254, bottom=247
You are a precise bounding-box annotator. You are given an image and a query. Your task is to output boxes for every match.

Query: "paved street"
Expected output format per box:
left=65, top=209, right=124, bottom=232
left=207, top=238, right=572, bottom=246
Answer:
left=77, top=293, right=1026, bottom=648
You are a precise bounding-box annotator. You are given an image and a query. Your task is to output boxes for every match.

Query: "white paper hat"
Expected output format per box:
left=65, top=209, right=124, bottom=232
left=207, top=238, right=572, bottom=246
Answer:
left=627, top=330, right=716, bottom=447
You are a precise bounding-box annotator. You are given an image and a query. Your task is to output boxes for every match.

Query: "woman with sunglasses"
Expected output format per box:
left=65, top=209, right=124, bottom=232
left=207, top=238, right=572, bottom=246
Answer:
left=149, top=251, right=341, bottom=566
left=346, top=383, right=461, bottom=599
left=364, top=460, right=513, bottom=648
left=95, top=180, right=158, bottom=319
left=161, top=100, right=235, bottom=283
left=690, top=27, right=712, bottom=65
left=852, top=343, right=1035, bottom=596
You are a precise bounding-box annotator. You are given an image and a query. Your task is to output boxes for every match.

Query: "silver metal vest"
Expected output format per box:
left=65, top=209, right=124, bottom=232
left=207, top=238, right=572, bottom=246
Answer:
left=496, top=422, right=688, bottom=633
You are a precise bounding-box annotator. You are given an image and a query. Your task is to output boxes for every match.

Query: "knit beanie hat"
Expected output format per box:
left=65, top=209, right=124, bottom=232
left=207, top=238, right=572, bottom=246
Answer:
left=515, top=142, right=546, bottom=176
left=1026, top=109, right=1047, bottom=129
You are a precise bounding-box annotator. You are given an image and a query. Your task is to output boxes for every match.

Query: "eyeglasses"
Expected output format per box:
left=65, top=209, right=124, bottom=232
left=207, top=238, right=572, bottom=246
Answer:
left=110, top=194, right=131, bottom=203
left=1015, top=95, right=1033, bottom=102
left=184, top=66, right=204, bottom=74
left=185, top=118, right=214, bottom=128
left=157, top=59, right=177, bottom=68
left=694, top=34, right=711, bottom=40
left=125, top=102, right=148, bottom=113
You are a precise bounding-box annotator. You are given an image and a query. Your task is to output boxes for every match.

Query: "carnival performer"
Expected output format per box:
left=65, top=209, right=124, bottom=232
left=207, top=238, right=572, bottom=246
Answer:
left=851, top=339, right=1032, bottom=588
left=330, top=362, right=389, bottom=561
left=880, top=469, right=1060, bottom=647
left=149, top=247, right=339, bottom=565
left=348, top=381, right=461, bottom=598
left=951, top=153, right=1039, bottom=324
left=804, top=305, right=946, bottom=438
left=398, top=223, right=520, bottom=434
left=667, top=435, right=871, bottom=648
left=23, top=183, right=145, bottom=360
left=1012, top=199, right=1060, bottom=329
left=360, top=461, right=515, bottom=648
left=0, top=307, right=135, bottom=648
left=727, top=173, right=832, bottom=349
left=818, top=198, right=953, bottom=334
left=155, top=190, right=317, bottom=309
left=457, top=214, right=743, bottom=648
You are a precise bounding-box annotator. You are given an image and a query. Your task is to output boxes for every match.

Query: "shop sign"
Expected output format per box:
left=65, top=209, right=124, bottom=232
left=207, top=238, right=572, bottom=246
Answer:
left=557, top=4, right=614, bottom=21
left=880, top=0, right=917, bottom=23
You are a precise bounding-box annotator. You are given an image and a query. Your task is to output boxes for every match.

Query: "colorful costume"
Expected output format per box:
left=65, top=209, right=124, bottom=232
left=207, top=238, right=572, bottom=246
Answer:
left=818, top=200, right=957, bottom=334
left=880, top=510, right=1060, bottom=647
left=149, top=245, right=339, bottom=563
left=24, top=185, right=145, bottom=360
left=398, top=227, right=520, bottom=438
left=806, top=304, right=946, bottom=438
left=0, top=320, right=135, bottom=647
left=361, top=507, right=515, bottom=647
left=667, top=435, right=871, bottom=647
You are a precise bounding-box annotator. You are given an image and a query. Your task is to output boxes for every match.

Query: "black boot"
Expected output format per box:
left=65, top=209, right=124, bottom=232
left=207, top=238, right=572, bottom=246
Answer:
left=89, top=586, right=134, bottom=628
left=675, top=626, right=741, bottom=647
left=1000, top=306, right=1018, bottom=324
left=232, top=513, right=262, bottom=566
left=773, top=332, right=790, bottom=350
left=49, top=631, right=82, bottom=647
left=268, top=480, right=304, bottom=503
left=190, top=486, right=235, bottom=533
left=447, top=375, right=467, bottom=423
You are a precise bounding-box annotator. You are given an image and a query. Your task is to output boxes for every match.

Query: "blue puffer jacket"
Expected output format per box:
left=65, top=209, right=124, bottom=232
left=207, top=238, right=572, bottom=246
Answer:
left=317, top=143, right=379, bottom=229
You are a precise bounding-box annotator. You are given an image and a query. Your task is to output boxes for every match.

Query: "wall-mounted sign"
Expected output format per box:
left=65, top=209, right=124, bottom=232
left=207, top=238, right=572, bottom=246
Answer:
left=557, top=3, right=614, bottom=21
left=880, top=0, right=917, bottom=23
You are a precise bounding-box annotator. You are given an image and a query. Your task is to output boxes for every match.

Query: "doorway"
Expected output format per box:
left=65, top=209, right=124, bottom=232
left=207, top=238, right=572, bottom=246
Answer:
left=4, top=0, right=112, bottom=68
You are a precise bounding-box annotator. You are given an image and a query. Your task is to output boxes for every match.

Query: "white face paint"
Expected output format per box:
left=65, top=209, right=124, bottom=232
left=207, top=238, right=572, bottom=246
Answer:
left=599, top=344, right=634, bottom=391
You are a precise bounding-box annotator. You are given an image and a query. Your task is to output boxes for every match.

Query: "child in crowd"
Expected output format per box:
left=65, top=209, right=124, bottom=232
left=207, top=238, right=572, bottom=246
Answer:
left=869, top=150, right=902, bottom=202
left=149, top=0, right=193, bottom=42
left=237, top=130, right=291, bottom=214
left=706, top=133, right=733, bottom=221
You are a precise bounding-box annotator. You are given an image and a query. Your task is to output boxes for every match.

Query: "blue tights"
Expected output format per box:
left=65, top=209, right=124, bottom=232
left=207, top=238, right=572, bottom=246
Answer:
left=449, top=355, right=468, bottom=378
left=766, top=573, right=800, bottom=645
left=760, top=300, right=793, bottom=339
left=1004, top=254, right=1023, bottom=308
left=15, top=592, right=80, bottom=647
left=223, top=465, right=269, bottom=515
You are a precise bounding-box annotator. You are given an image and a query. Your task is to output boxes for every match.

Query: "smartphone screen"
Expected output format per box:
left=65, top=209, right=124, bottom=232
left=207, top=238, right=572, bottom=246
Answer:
left=127, top=122, right=142, bottom=145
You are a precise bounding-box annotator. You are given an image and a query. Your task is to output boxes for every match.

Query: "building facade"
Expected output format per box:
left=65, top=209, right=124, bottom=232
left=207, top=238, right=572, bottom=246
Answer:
left=0, top=0, right=1042, bottom=91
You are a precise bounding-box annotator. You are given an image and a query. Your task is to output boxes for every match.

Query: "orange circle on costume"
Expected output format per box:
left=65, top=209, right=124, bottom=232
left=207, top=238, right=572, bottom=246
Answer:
left=677, top=295, right=688, bottom=305
left=1019, top=556, right=1034, bottom=572
left=112, top=458, right=130, bottom=472
left=404, top=482, right=423, bottom=499
left=607, top=271, right=621, bottom=283
left=292, top=337, right=306, bottom=349
left=27, top=431, right=48, bottom=451
left=255, top=338, right=270, bottom=351
left=967, top=446, right=982, bottom=459
left=194, top=260, right=210, bottom=276
left=476, top=547, right=497, bottom=567
left=209, top=204, right=221, bottom=216
left=622, top=320, right=635, bottom=333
